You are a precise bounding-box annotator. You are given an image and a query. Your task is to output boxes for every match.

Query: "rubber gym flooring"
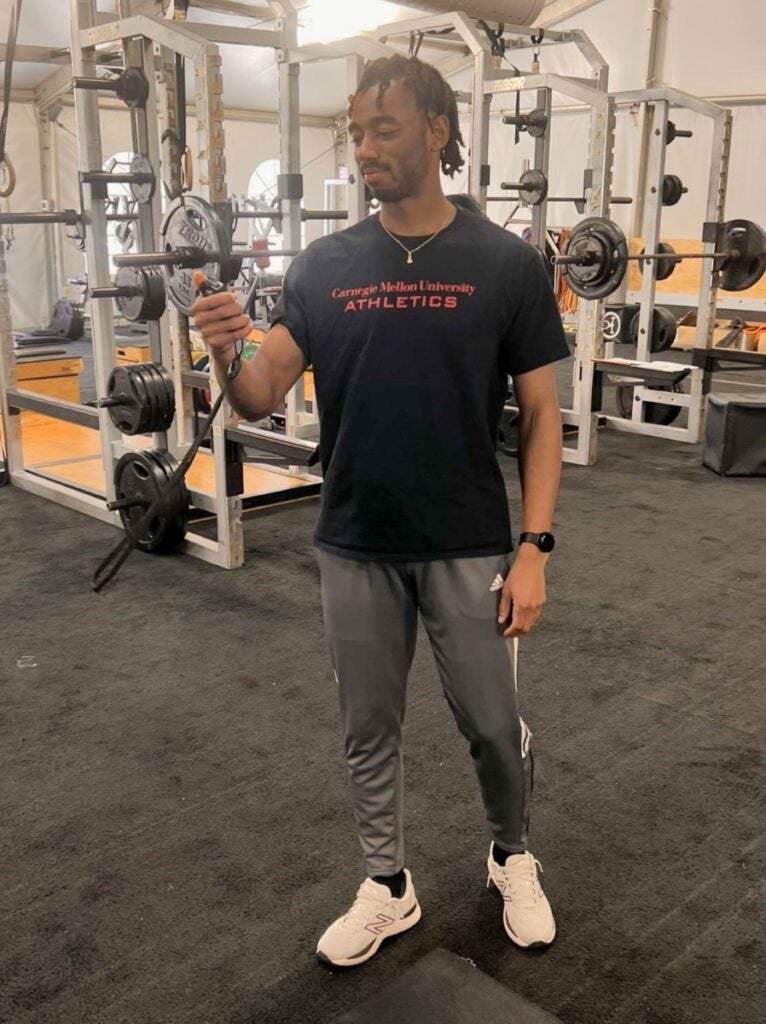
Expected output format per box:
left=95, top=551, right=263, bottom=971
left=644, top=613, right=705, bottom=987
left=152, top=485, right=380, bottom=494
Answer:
left=1, top=414, right=764, bottom=1024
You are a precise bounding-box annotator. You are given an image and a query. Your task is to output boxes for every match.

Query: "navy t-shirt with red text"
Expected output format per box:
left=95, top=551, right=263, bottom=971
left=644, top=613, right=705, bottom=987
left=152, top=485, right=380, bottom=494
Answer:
left=271, top=208, right=569, bottom=562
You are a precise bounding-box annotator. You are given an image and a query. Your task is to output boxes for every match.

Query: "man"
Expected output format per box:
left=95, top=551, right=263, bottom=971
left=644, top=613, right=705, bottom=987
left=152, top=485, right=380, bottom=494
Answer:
left=192, top=54, right=569, bottom=968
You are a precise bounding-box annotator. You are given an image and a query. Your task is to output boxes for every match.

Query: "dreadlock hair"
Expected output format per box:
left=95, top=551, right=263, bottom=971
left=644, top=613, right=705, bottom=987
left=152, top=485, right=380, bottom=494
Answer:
left=350, top=55, right=465, bottom=178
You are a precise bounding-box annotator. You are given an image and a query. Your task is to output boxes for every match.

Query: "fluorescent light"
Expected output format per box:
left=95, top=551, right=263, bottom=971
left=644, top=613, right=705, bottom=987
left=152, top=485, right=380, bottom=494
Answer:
left=298, top=0, right=399, bottom=45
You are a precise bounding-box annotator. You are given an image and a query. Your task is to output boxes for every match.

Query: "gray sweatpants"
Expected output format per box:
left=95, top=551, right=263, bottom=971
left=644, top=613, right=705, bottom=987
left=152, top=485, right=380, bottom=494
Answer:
left=317, top=548, right=534, bottom=878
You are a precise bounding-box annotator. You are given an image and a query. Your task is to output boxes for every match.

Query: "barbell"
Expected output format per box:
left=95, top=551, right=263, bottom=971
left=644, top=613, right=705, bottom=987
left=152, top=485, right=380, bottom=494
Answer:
left=490, top=169, right=632, bottom=208
left=112, top=194, right=300, bottom=314
left=553, top=217, right=766, bottom=299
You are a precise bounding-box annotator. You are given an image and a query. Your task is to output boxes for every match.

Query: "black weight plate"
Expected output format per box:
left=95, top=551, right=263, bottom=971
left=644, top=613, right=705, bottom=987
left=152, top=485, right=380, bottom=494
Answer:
left=141, top=449, right=189, bottom=548
left=662, top=174, right=684, bottom=207
left=104, top=365, right=140, bottom=434
left=193, top=354, right=212, bottom=415
left=126, top=363, right=153, bottom=434
left=143, top=270, right=167, bottom=320
left=629, top=306, right=678, bottom=353
left=115, top=67, right=149, bottom=109
left=159, top=195, right=231, bottom=315
left=638, top=241, right=679, bottom=281
left=132, top=364, right=161, bottom=434
left=129, top=154, right=155, bottom=205
left=113, top=451, right=168, bottom=551
left=518, top=168, right=548, bottom=207
left=142, top=363, right=173, bottom=432
left=562, top=217, right=628, bottom=300
left=143, top=363, right=175, bottom=430
left=719, top=219, right=766, bottom=292
left=616, top=383, right=682, bottom=425
left=50, top=299, right=84, bottom=340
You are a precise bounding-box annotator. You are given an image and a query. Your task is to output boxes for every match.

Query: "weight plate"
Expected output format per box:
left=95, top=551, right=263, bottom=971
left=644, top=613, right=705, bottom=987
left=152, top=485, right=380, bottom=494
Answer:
left=193, top=354, right=212, bottom=415
left=104, top=365, right=143, bottom=434
left=159, top=195, right=235, bottom=315
left=126, top=363, right=152, bottom=434
left=115, top=266, right=145, bottom=322
left=629, top=306, right=678, bottom=354
left=143, top=270, right=167, bottom=320
left=561, top=217, right=628, bottom=300
left=518, top=168, right=548, bottom=207
left=142, top=363, right=176, bottom=431
left=141, top=449, right=189, bottom=549
left=616, top=383, right=682, bottom=425
left=50, top=299, right=84, bottom=340
left=115, top=67, right=149, bottom=109
left=526, top=109, right=548, bottom=138
left=662, top=174, right=685, bottom=207
left=132, top=363, right=161, bottom=434
left=129, top=154, right=155, bottom=205
left=113, top=450, right=188, bottom=552
left=719, top=219, right=766, bottom=292
left=638, top=242, right=679, bottom=281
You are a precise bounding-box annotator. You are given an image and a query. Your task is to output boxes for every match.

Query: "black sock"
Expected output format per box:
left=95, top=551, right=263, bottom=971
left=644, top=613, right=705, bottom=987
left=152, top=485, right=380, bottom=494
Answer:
left=492, top=842, right=518, bottom=866
left=373, top=869, right=406, bottom=898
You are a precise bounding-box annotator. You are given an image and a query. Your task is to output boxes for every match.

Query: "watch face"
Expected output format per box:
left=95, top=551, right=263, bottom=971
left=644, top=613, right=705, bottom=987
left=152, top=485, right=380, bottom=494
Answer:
left=538, top=532, right=555, bottom=553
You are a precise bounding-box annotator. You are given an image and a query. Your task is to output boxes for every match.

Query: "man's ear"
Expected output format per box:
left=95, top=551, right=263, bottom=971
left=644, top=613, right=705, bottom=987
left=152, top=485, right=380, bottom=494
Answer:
left=429, top=113, right=451, bottom=152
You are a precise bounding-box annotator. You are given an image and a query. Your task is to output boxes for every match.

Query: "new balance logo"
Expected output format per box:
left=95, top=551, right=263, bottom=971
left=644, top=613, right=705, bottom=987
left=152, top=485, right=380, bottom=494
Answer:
left=365, top=914, right=394, bottom=935
left=490, top=573, right=505, bottom=592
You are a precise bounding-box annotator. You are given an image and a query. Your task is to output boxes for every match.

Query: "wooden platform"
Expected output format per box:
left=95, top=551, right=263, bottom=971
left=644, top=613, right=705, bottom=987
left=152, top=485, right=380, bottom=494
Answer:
left=1, top=411, right=313, bottom=503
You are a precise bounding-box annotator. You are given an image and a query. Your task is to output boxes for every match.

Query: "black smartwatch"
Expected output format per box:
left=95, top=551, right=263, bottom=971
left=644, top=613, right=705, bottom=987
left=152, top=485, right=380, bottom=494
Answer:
left=519, top=531, right=555, bottom=554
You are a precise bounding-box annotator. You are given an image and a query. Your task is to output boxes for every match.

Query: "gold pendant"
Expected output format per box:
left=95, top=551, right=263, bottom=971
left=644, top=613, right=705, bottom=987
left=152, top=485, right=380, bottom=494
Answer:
left=406, top=253, right=413, bottom=265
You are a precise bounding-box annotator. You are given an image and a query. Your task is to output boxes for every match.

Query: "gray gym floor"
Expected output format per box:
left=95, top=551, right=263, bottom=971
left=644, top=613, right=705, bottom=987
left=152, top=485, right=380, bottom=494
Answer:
left=1, top=423, right=763, bottom=1024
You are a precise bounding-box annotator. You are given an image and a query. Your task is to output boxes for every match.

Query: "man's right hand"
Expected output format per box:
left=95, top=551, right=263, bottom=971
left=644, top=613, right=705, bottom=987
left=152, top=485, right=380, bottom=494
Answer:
left=190, top=271, right=253, bottom=355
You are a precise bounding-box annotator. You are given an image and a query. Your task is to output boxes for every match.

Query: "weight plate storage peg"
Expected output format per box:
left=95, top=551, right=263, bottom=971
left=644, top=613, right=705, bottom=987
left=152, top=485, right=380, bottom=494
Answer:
left=111, top=450, right=189, bottom=552
left=558, top=218, right=629, bottom=300
left=102, top=363, right=175, bottom=435
left=159, top=195, right=242, bottom=315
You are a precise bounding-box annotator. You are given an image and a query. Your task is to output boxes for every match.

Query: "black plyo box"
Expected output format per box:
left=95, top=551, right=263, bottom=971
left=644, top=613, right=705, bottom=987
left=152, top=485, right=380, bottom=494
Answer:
left=703, top=393, right=766, bottom=476
left=329, top=947, right=562, bottom=1024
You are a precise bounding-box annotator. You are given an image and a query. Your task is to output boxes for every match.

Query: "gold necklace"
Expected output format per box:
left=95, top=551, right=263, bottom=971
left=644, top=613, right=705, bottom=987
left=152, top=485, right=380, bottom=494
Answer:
left=378, top=208, right=454, bottom=265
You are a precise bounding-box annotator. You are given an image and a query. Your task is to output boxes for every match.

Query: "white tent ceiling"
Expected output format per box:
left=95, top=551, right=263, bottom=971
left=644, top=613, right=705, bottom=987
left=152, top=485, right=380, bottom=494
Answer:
left=4, top=0, right=576, bottom=117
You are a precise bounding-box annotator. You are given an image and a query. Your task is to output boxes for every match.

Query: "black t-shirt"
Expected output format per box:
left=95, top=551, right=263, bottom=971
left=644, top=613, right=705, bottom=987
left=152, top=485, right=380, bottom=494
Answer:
left=271, top=208, right=569, bottom=562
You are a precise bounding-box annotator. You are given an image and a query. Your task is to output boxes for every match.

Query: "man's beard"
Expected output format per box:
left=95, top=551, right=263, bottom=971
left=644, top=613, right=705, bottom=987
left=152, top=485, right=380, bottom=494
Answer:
left=366, top=136, right=430, bottom=204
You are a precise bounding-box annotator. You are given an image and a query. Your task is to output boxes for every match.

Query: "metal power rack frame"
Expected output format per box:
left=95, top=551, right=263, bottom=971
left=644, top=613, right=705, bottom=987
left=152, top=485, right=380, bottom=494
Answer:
left=1, top=0, right=332, bottom=570
left=604, top=87, right=734, bottom=444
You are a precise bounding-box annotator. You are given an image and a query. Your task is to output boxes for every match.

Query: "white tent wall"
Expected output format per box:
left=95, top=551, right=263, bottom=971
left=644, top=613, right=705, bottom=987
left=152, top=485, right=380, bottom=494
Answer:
left=480, top=0, right=766, bottom=238
left=2, top=103, right=46, bottom=329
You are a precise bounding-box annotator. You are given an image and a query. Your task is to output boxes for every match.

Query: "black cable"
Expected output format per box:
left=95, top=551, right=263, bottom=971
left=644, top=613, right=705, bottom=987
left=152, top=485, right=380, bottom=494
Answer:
left=93, top=279, right=243, bottom=592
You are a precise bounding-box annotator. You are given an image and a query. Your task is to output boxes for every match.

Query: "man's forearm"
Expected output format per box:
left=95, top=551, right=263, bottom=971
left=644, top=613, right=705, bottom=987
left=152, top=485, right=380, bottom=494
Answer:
left=516, top=405, right=563, bottom=533
left=210, top=346, right=276, bottom=422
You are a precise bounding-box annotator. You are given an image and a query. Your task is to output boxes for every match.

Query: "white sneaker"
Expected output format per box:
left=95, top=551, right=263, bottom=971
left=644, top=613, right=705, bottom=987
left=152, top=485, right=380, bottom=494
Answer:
left=316, top=870, right=421, bottom=968
left=486, top=847, right=556, bottom=948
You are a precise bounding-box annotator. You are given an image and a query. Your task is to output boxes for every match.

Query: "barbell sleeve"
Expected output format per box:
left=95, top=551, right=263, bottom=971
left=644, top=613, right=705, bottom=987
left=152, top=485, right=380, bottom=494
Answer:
left=89, top=286, right=140, bottom=299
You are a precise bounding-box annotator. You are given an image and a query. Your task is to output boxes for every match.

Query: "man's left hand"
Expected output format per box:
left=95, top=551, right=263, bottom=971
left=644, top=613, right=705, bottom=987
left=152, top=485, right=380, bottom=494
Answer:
left=497, top=547, right=548, bottom=638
